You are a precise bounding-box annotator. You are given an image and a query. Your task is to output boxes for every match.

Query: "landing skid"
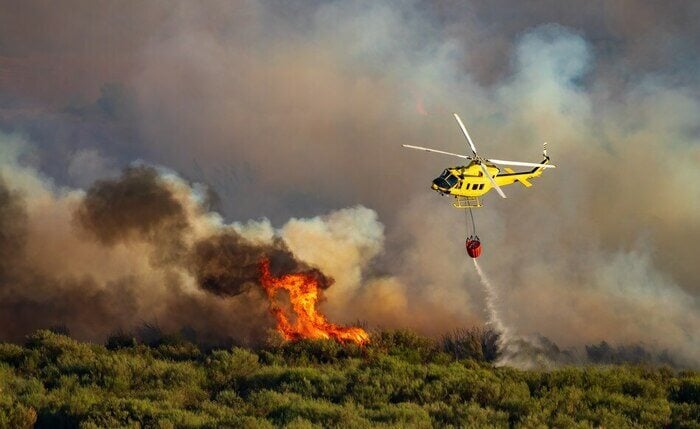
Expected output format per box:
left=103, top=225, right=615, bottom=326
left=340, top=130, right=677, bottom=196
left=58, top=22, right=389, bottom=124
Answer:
left=453, top=196, right=482, bottom=208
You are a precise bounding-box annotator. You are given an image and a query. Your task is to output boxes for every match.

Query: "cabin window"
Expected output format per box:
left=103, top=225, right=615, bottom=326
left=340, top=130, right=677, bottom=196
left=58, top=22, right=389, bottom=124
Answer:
left=472, top=183, right=479, bottom=190
left=479, top=183, right=485, bottom=190
left=464, top=183, right=470, bottom=189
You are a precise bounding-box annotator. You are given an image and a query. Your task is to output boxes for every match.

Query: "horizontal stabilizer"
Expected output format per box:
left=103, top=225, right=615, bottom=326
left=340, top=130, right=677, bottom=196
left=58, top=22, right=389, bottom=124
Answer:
left=518, top=178, right=533, bottom=188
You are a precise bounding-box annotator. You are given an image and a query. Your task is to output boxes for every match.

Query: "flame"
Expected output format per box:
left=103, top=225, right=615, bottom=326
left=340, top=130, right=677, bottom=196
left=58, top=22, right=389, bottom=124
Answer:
left=259, top=258, right=370, bottom=345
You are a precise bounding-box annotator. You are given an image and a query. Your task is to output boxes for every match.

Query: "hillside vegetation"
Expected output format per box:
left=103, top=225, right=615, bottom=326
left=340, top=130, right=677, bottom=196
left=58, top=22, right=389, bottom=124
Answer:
left=0, top=330, right=698, bottom=428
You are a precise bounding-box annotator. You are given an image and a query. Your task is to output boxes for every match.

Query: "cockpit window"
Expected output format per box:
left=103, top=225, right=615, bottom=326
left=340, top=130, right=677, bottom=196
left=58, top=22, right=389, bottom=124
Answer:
left=445, top=174, right=458, bottom=187
left=433, top=171, right=459, bottom=189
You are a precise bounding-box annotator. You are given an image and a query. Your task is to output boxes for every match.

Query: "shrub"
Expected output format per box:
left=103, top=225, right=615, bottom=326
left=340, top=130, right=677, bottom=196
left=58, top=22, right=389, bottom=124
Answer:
left=0, top=398, right=37, bottom=429
left=0, top=343, right=25, bottom=367
left=263, top=338, right=365, bottom=366
left=105, top=332, right=138, bottom=350
left=243, top=366, right=348, bottom=401
left=442, top=327, right=500, bottom=362
left=671, top=375, right=700, bottom=404
left=370, top=330, right=439, bottom=364
left=252, top=391, right=367, bottom=428
left=207, top=348, right=260, bottom=391
left=364, top=402, right=431, bottom=427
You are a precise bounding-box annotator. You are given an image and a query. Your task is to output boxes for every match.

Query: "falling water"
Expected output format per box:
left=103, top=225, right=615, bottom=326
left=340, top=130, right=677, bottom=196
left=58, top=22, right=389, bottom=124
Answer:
left=473, top=258, right=556, bottom=369
left=473, top=258, right=511, bottom=344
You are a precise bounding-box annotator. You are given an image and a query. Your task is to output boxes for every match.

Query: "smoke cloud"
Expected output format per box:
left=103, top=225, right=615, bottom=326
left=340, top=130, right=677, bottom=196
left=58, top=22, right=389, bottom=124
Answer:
left=0, top=1, right=698, bottom=366
left=0, top=143, right=346, bottom=345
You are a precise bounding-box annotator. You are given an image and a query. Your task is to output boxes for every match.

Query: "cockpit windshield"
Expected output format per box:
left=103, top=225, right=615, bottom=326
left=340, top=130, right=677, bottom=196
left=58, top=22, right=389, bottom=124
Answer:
left=433, top=170, right=459, bottom=189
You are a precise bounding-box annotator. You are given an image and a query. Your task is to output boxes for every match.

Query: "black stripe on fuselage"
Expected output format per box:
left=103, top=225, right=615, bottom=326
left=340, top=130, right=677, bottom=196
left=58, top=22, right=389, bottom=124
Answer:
left=491, top=156, right=550, bottom=177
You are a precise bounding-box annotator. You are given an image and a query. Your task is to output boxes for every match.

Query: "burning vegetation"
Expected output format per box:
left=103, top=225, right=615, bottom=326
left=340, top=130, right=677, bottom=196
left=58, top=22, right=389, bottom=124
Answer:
left=259, top=258, right=370, bottom=345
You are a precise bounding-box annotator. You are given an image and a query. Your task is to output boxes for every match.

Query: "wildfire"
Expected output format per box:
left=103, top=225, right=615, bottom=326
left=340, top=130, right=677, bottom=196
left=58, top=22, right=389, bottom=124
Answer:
left=259, top=258, right=370, bottom=345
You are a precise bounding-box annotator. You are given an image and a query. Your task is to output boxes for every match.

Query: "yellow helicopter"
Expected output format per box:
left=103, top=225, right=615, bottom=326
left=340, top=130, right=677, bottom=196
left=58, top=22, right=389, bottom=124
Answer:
left=403, top=113, right=556, bottom=208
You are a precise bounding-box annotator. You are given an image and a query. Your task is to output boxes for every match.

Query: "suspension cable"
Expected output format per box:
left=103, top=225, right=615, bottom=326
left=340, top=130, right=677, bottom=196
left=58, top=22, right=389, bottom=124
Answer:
left=469, top=207, right=476, bottom=236
left=465, top=207, right=477, bottom=237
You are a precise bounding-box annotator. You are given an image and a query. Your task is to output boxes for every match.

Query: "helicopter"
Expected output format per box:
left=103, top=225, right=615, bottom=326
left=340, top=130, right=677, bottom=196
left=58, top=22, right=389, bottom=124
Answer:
left=402, top=113, right=556, bottom=258
left=402, top=113, right=556, bottom=209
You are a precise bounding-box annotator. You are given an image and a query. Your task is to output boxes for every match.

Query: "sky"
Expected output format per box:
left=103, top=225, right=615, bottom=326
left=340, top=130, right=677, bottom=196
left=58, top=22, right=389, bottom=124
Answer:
left=0, top=0, right=698, bottom=366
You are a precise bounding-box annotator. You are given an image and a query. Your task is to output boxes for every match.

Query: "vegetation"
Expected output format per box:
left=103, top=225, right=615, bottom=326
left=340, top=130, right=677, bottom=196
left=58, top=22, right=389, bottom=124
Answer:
left=0, top=329, right=697, bottom=428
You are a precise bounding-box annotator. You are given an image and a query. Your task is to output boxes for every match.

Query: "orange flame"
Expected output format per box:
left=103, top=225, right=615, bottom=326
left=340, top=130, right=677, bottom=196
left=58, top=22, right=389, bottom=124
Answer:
left=259, top=258, right=369, bottom=345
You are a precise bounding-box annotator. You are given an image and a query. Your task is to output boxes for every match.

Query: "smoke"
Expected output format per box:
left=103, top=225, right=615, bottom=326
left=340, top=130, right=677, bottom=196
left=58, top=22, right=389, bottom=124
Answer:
left=0, top=1, right=698, bottom=366
left=472, top=258, right=685, bottom=369
left=0, top=141, right=348, bottom=344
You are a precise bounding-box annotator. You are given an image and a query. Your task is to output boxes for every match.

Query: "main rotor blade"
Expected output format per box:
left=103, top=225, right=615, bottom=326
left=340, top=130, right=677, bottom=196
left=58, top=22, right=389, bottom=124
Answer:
left=402, top=145, right=470, bottom=160
left=487, top=158, right=556, bottom=169
left=453, top=113, right=478, bottom=156
left=480, top=164, right=507, bottom=199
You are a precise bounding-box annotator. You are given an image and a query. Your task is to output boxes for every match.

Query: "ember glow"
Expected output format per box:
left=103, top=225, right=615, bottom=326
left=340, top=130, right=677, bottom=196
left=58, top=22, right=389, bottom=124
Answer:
left=259, top=258, right=370, bottom=345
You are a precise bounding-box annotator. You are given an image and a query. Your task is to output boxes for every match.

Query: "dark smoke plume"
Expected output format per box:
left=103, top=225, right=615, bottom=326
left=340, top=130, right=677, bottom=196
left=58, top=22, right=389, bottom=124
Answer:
left=191, top=233, right=331, bottom=297
left=76, top=165, right=333, bottom=297
left=0, top=161, right=334, bottom=344
left=0, top=179, right=27, bottom=275
left=75, top=165, right=193, bottom=267
left=76, top=166, right=190, bottom=246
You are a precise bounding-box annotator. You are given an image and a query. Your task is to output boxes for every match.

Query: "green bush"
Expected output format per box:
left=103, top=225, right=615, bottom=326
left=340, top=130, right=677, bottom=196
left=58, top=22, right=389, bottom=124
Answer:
left=442, top=327, right=500, bottom=362
left=270, top=339, right=364, bottom=365
left=671, top=375, right=700, bottom=404
left=0, top=397, right=37, bottom=429
left=243, top=366, right=348, bottom=401
left=0, top=343, right=25, bottom=367
left=370, top=329, right=439, bottom=364
left=0, top=330, right=695, bottom=428
left=207, top=348, right=260, bottom=392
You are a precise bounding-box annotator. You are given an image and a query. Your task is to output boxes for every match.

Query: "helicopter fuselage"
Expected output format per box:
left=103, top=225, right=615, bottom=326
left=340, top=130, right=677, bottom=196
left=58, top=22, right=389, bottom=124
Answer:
left=431, top=156, right=551, bottom=198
